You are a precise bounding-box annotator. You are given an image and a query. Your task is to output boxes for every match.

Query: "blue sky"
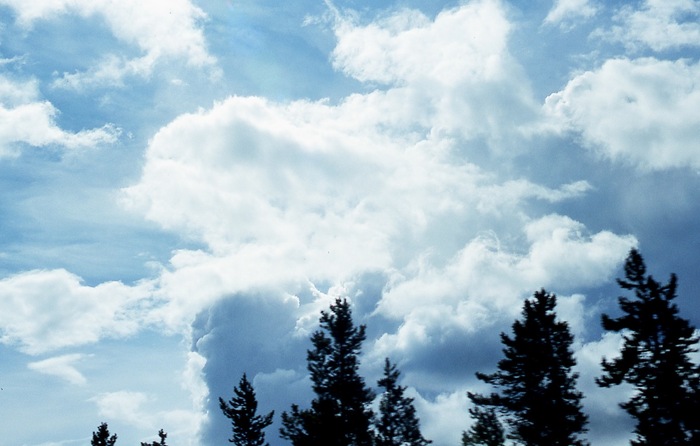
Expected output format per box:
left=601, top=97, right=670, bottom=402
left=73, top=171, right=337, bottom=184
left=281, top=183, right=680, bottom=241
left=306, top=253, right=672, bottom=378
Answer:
left=0, top=0, right=699, bottom=444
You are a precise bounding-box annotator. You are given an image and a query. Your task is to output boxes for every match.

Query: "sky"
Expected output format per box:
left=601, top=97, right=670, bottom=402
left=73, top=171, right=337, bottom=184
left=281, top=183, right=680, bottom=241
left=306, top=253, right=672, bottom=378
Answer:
left=0, top=0, right=699, bottom=444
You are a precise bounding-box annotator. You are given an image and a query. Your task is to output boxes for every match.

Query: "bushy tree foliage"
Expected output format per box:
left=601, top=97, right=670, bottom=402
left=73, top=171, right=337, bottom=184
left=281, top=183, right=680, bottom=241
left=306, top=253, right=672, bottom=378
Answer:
left=280, top=297, right=375, bottom=446
left=140, top=429, right=168, bottom=446
left=220, top=373, right=274, bottom=446
left=469, top=289, right=588, bottom=446
left=91, top=422, right=117, bottom=446
left=597, top=248, right=700, bottom=445
left=375, top=358, right=431, bottom=446
left=462, top=406, right=505, bottom=446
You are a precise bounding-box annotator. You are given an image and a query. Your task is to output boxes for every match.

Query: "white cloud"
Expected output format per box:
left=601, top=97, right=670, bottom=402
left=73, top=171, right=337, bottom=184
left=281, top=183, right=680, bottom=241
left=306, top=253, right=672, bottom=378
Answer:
left=182, top=351, right=208, bottom=430
left=521, top=214, right=636, bottom=287
left=544, top=0, right=598, bottom=27
left=328, top=0, right=538, bottom=142
left=602, top=0, right=700, bottom=51
left=413, top=389, right=470, bottom=446
left=378, top=213, right=634, bottom=320
left=575, top=333, right=636, bottom=445
left=372, top=214, right=635, bottom=360
left=88, top=357, right=206, bottom=445
left=544, top=58, right=700, bottom=170
left=0, top=75, right=119, bottom=156
left=27, top=353, right=89, bottom=385
left=331, top=0, right=509, bottom=86
left=92, top=391, right=151, bottom=428
left=0, top=269, right=152, bottom=354
left=121, top=92, right=602, bottom=331
left=114, top=4, right=641, bottom=444
left=0, top=75, right=39, bottom=106
left=0, top=0, right=217, bottom=88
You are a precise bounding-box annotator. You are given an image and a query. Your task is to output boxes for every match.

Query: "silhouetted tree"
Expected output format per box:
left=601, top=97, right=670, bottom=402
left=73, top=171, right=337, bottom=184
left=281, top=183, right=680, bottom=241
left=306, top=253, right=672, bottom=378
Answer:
left=219, top=373, right=274, bottom=446
left=375, top=358, right=431, bottom=446
left=462, top=406, right=505, bottom=446
left=469, top=290, right=588, bottom=446
left=597, top=249, right=700, bottom=445
left=91, top=422, right=117, bottom=446
left=280, top=297, right=374, bottom=446
left=140, top=429, right=167, bottom=446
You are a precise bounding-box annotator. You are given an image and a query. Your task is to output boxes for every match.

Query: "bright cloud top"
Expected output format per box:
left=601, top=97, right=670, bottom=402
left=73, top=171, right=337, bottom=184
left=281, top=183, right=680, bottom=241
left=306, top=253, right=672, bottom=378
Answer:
left=330, top=0, right=537, bottom=141
left=545, top=58, right=700, bottom=170
left=331, top=0, right=509, bottom=85
left=0, top=0, right=217, bottom=88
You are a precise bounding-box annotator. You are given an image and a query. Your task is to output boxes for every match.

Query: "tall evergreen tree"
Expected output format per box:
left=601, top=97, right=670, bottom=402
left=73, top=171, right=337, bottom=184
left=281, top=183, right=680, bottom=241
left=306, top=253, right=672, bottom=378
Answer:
left=140, top=429, right=168, bottom=446
left=469, top=289, right=588, bottom=446
left=280, top=297, right=375, bottom=446
left=91, top=422, right=117, bottom=446
left=597, top=249, right=700, bottom=445
left=462, top=406, right=505, bottom=446
left=219, top=373, right=274, bottom=446
left=375, top=358, right=431, bottom=446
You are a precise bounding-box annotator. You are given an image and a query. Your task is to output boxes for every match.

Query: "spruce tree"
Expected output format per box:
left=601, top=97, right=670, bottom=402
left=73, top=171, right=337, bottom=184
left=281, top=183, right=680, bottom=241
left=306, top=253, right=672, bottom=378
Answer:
left=140, top=429, right=168, bottom=446
left=597, top=249, right=700, bottom=445
left=469, top=290, right=588, bottom=446
left=91, top=422, right=117, bottom=446
left=280, top=297, right=374, bottom=446
left=375, top=358, right=431, bottom=446
left=219, top=373, right=274, bottom=446
left=462, top=406, right=505, bottom=446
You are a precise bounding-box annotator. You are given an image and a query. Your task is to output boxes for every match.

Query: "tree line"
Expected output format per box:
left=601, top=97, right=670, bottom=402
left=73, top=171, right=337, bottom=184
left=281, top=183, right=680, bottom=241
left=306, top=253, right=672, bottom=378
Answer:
left=91, top=249, right=700, bottom=446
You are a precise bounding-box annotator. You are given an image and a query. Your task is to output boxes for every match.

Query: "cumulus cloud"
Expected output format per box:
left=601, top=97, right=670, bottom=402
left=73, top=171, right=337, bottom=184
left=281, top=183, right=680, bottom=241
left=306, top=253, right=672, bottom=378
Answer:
left=575, top=333, right=636, bottom=445
left=544, top=0, right=599, bottom=27
left=544, top=58, right=700, bottom=170
left=0, top=75, right=120, bottom=156
left=121, top=92, right=603, bottom=331
left=378, top=214, right=634, bottom=321
left=331, top=0, right=509, bottom=86
left=602, top=0, right=700, bottom=51
left=115, top=2, right=640, bottom=443
left=328, top=0, right=538, bottom=142
left=0, top=0, right=217, bottom=88
left=89, top=388, right=204, bottom=444
left=413, top=389, right=470, bottom=445
left=371, top=214, right=635, bottom=372
left=0, top=269, right=152, bottom=354
left=92, top=391, right=151, bottom=428
left=27, top=353, right=89, bottom=385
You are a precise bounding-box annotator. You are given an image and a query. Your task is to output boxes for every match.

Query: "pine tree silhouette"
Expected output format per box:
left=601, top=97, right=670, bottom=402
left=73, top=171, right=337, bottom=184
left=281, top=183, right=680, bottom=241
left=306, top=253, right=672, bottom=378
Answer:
left=597, top=249, right=700, bottom=445
left=280, top=297, right=374, bottom=446
left=462, top=406, right=505, bottom=446
left=469, top=290, right=588, bottom=446
left=91, top=422, right=117, bottom=446
left=220, top=373, right=274, bottom=446
left=375, top=358, right=431, bottom=446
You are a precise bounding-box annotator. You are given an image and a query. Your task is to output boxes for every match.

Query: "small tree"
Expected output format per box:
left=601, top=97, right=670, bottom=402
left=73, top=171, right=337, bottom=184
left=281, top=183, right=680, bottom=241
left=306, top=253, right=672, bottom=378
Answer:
left=597, top=249, right=700, bottom=445
left=462, top=406, right=505, bottom=446
left=375, top=358, right=431, bottom=446
left=219, top=373, right=274, bottom=446
left=280, top=297, right=375, bottom=446
left=469, top=290, right=588, bottom=446
left=140, top=429, right=167, bottom=446
left=91, top=422, right=117, bottom=446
